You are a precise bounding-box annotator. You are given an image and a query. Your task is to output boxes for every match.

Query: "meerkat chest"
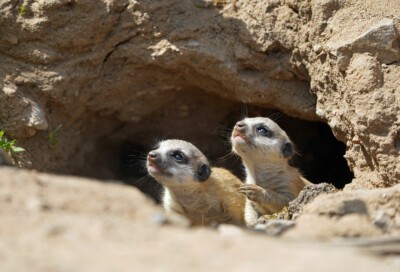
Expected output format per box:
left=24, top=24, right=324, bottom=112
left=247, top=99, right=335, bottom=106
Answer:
left=251, top=168, right=291, bottom=191
left=177, top=191, right=230, bottom=225
left=181, top=194, right=221, bottom=215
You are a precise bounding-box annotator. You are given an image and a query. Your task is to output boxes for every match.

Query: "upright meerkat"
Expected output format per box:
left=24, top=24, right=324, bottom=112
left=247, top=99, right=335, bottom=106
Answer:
left=231, top=117, right=311, bottom=226
left=146, top=139, right=246, bottom=226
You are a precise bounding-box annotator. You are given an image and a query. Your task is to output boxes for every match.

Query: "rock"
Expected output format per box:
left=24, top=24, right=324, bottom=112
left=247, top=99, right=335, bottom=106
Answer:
left=218, top=224, right=244, bottom=236
left=285, top=185, right=400, bottom=239
left=149, top=39, right=180, bottom=59
left=0, top=150, right=12, bottom=166
left=25, top=98, right=48, bottom=131
left=192, top=0, right=213, bottom=8
left=312, top=44, right=323, bottom=54
left=352, top=19, right=400, bottom=63
left=255, top=219, right=296, bottom=236
left=345, top=53, right=383, bottom=93
left=326, top=18, right=400, bottom=68
left=151, top=212, right=191, bottom=228
left=0, top=167, right=399, bottom=271
left=372, top=210, right=392, bottom=230
left=151, top=212, right=169, bottom=226
left=0, top=86, right=48, bottom=138
left=288, top=183, right=337, bottom=220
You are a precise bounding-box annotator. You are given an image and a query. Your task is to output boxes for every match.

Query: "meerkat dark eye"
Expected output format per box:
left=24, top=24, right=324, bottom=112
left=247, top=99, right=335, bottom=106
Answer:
left=171, top=151, right=186, bottom=163
left=256, top=126, right=271, bottom=137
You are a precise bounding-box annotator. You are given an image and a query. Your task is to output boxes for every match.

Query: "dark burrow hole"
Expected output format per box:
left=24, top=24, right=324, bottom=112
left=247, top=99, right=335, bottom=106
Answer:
left=84, top=90, right=353, bottom=202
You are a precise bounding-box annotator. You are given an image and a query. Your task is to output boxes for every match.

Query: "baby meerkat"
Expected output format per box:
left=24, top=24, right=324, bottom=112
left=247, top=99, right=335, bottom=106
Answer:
left=231, top=117, right=311, bottom=226
left=146, top=139, right=246, bottom=226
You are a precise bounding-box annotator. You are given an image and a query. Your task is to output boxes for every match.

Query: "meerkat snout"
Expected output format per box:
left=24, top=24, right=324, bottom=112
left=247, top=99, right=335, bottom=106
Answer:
left=147, top=151, right=158, bottom=159
left=196, top=163, right=212, bottom=182
left=232, top=121, right=251, bottom=144
left=235, top=121, right=246, bottom=130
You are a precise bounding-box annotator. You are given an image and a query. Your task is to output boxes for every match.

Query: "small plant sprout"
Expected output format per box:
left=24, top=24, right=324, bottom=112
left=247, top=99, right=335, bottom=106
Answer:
left=19, top=3, right=26, bottom=16
left=0, top=130, right=26, bottom=154
left=48, top=124, right=62, bottom=147
left=259, top=206, right=290, bottom=222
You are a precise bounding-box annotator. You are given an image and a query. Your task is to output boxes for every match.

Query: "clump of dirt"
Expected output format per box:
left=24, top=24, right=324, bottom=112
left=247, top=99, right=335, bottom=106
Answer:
left=289, top=183, right=338, bottom=220
left=254, top=183, right=337, bottom=235
left=285, top=184, right=400, bottom=240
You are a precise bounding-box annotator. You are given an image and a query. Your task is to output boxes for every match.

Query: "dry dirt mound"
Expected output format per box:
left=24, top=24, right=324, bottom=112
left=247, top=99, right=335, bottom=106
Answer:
left=0, top=167, right=399, bottom=271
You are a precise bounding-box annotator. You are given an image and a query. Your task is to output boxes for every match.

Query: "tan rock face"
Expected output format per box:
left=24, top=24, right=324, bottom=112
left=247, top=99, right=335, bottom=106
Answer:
left=1, top=1, right=399, bottom=269
left=0, top=1, right=399, bottom=188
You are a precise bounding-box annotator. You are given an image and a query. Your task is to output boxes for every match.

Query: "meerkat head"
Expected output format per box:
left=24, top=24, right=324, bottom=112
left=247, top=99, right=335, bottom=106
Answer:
left=146, top=139, right=212, bottom=187
left=231, top=117, right=294, bottom=162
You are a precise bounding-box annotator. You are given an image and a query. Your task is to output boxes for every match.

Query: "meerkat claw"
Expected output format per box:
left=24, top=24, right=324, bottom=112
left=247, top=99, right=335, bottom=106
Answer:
left=238, top=184, right=266, bottom=202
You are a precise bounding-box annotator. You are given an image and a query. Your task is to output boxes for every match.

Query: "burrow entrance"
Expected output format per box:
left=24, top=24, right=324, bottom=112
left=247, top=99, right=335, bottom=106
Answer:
left=78, top=89, right=353, bottom=202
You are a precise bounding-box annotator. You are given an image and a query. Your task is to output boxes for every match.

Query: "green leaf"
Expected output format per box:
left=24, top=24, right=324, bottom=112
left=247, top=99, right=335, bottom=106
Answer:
left=0, top=130, right=25, bottom=154
left=53, top=124, right=62, bottom=134
left=11, top=146, right=26, bottom=153
left=48, top=124, right=62, bottom=147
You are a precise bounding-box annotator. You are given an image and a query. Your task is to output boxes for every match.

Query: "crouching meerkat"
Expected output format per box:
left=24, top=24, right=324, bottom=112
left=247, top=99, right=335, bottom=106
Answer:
left=231, top=117, right=311, bottom=226
left=146, top=139, right=246, bottom=226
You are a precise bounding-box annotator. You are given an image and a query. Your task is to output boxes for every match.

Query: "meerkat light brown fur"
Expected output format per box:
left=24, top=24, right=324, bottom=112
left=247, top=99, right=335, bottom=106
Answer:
left=231, top=117, right=311, bottom=226
left=146, top=139, right=245, bottom=226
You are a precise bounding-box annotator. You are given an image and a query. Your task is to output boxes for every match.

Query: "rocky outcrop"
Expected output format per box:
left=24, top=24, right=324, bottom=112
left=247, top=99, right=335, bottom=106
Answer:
left=285, top=185, right=400, bottom=239
left=0, top=1, right=399, bottom=268
left=288, top=183, right=337, bottom=220
left=0, top=167, right=398, bottom=271
left=1, top=0, right=399, bottom=189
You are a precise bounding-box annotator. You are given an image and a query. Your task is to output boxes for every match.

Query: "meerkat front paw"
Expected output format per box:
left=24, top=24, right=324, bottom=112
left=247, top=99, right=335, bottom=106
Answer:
left=238, top=184, right=267, bottom=203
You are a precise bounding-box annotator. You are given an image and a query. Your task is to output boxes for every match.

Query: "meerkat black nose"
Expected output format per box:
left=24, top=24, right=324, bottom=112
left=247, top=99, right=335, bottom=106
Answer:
left=148, top=151, right=158, bottom=159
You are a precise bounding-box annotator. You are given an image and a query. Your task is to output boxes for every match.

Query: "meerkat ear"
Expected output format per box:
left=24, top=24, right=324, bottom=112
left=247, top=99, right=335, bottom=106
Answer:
left=281, top=141, right=294, bottom=158
left=195, top=163, right=211, bottom=182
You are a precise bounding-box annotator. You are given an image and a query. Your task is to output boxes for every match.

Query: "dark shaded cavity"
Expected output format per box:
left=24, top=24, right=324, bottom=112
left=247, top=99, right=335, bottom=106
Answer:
left=82, top=90, right=353, bottom=201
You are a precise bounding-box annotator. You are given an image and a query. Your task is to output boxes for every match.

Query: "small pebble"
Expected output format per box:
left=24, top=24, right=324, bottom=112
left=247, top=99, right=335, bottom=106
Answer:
left=151, top=212, right=169, bottom=226
left=218, top=224, right=244, bottom=236
left=312, top=44, right=323, bottom=54
left=257, top=220, right=295, bottom=236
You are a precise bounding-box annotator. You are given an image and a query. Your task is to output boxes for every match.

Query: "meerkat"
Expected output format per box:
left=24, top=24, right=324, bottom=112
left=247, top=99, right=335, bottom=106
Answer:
left=231, top=117, right=311, bottom=226
left=146, top=139, right=246, bottom=226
